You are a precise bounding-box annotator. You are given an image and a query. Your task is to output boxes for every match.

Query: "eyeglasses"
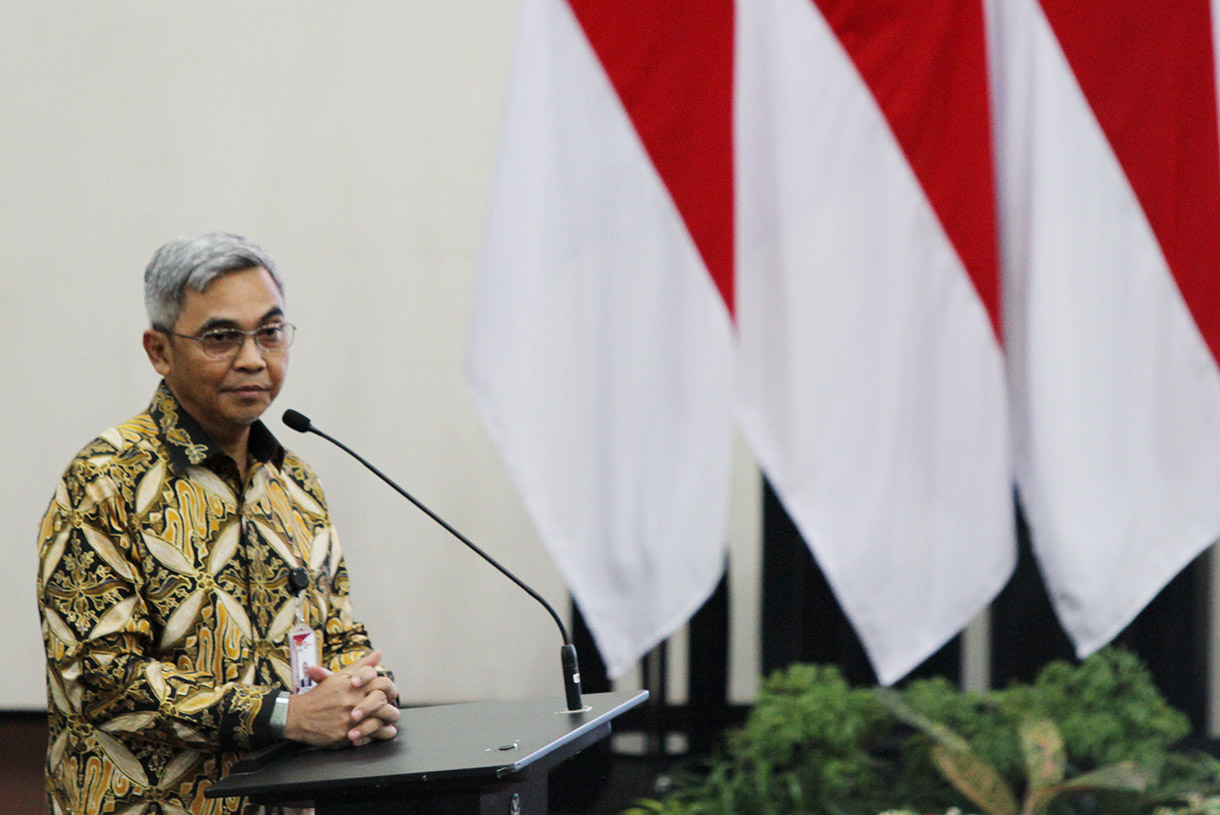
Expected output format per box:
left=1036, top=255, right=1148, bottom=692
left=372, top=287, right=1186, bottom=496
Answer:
left=164, top=322, right=296, bottom=360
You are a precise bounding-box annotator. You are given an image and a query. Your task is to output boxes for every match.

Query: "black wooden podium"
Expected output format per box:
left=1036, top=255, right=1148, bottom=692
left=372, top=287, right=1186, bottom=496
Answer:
left=206, top=690, right=648, bottom=815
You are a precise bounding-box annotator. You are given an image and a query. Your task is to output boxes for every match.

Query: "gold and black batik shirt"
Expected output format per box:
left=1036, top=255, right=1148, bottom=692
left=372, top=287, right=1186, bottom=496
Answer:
left=37, top=382, right=378, bottom=815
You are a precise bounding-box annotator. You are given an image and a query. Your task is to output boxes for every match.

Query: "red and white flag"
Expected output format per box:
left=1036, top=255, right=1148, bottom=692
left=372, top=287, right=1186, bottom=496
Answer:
left=734, top=0, right=1014, bottom=684
left=467, top=0, right=737, bottom=678
left=993, top=0, right=1220, bottom=655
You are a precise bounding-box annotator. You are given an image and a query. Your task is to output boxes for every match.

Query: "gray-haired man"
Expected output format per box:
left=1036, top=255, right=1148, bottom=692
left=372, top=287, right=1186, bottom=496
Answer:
left=37, top=233, right=398, bottom=815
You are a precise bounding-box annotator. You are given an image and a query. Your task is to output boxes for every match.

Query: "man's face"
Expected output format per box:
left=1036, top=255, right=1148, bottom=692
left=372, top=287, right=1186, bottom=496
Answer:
left=144, top=266, right=288, bottom=443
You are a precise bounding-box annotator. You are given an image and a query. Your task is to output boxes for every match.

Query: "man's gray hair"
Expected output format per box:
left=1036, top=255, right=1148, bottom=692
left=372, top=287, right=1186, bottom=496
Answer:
left=144, top=232, right=285, bottom=329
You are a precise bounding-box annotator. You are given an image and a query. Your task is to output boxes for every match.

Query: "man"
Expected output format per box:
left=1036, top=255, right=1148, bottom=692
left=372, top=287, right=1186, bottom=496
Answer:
left=36, top=233, right=399, bottom=815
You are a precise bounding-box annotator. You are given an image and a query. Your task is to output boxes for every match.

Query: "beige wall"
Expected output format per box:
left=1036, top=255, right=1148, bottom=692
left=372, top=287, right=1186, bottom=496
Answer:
left=1, top=2, right=762, bottom=709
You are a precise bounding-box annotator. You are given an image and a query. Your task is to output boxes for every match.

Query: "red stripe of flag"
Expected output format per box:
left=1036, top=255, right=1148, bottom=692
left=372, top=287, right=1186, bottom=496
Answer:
left=567, top=0, right=737, bottom=316
left=1039, top=0, right=1220, bottom=364
left=813, top=0, right=1002, bottom=339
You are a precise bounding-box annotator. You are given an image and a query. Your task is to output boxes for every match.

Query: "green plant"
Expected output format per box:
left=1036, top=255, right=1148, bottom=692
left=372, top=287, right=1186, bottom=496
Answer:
left=625, top=648, right=1220, bottom=815
left=626, top=664, right=898, bottom=815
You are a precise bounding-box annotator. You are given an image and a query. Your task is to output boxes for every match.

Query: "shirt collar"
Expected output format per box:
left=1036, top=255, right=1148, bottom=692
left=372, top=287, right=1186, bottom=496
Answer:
left=149, top=380, right=286, bottom=474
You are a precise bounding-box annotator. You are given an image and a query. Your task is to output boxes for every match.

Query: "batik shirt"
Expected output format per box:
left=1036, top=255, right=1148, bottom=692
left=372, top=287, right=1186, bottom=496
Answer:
left=37, top=382, right=377, bottom=815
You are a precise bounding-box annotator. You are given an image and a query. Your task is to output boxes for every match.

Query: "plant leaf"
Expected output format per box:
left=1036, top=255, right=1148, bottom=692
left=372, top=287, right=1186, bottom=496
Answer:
left=1020, top=718, right=1066, bottom=790
left=931, top=743, right=1020, bottom=815
left=1022, top=761, right=1152, bottom=815
left=874, top=688, right=971, bottom=752
left=877, top=687, right=1019, bottom=815
left=1053, top=761, right=1153, bottom=794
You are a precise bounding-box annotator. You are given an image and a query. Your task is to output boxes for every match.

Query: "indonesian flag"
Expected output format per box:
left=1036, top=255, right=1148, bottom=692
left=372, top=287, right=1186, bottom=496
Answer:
left=470, top=0, right=1014, bottom=684
left=735, top=0, right=1014, bottom=683
left=993, top=0, right=1220, bottom=655
left=467, top=0, right=737, bottom=678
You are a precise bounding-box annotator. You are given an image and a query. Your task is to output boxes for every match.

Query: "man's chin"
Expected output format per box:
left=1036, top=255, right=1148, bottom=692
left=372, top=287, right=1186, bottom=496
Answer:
left=223, top=395, right=274, bottom=425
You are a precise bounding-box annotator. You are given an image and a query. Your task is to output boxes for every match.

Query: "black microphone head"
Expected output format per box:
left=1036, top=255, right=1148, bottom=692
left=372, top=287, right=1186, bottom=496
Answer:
left=282, top=409, right=313, bottom=433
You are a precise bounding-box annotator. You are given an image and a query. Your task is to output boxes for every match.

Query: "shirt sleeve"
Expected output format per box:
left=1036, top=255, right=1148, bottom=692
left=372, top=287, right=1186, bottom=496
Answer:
left=38, top=455, right=280, bottom=754
left=319, top=528, right=380, bottom=672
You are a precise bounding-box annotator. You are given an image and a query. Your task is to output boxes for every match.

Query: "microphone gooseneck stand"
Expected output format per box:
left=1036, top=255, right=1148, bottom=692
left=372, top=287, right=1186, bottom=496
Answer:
left=281, top=409, right=585, bottom=712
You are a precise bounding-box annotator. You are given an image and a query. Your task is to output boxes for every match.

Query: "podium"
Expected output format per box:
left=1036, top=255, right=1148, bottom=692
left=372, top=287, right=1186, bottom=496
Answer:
left=206, top=690, right=648, bottom=815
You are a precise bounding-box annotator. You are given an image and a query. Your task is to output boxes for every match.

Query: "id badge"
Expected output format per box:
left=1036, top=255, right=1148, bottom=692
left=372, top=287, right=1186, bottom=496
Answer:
left=289, top=620, right=319, bottom=694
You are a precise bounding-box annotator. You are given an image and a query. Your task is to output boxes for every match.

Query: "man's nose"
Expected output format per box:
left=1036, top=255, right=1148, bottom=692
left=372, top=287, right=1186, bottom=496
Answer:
left=232, top=334, right=267, bottom=369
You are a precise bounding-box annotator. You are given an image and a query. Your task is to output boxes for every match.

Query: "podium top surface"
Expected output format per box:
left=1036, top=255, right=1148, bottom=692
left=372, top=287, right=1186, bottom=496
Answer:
left=207, top=689, right=648, bottom=802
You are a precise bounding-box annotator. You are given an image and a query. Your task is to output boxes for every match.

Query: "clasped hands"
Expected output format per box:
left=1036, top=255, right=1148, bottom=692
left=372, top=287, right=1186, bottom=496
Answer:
left=284, top=649, right=400, bottom=749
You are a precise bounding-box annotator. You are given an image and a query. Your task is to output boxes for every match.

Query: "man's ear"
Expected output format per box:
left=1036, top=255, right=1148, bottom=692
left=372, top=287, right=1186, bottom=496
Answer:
left=143, top=330, right=172, bottom=377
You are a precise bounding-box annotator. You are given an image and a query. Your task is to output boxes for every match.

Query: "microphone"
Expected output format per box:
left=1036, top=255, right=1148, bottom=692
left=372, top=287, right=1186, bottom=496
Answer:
left=281, top=409, right=585, bottom=712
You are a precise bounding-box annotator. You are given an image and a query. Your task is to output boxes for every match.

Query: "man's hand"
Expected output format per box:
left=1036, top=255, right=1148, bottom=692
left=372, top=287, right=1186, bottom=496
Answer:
left=284, top=650, right=400, bottom=748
